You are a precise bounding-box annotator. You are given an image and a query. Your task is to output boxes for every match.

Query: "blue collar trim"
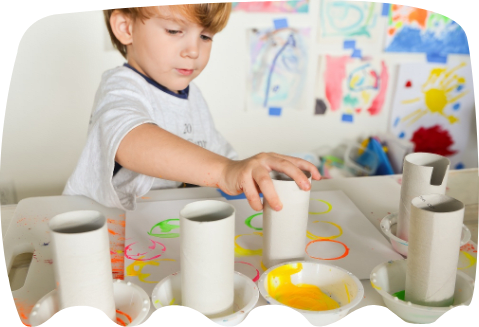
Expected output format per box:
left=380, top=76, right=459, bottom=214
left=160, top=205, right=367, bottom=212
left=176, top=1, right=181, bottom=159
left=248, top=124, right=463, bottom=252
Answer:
left=124, top=63, right=189, bottom=99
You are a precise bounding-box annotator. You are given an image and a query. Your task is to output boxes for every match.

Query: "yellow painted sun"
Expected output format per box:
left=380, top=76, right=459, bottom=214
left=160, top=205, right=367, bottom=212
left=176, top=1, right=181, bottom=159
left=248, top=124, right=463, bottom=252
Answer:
left=401, top=62, right=468, bottom=125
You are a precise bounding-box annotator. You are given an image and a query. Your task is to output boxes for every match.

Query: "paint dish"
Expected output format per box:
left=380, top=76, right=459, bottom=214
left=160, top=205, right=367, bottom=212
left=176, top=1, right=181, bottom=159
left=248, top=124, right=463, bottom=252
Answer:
left=152, top=271, right=258, bottom=326
left=380, top=212, right=471, bottom=257
left=258, top=261, right=363, bottom=326
left=28, top=279, right=150, bottom=326
left=370, top=259, right=475, bottom=323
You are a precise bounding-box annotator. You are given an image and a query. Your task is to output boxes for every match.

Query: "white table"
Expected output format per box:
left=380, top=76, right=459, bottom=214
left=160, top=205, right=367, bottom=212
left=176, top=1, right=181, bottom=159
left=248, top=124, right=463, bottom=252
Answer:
left=2, top=170, right=477, bottom=319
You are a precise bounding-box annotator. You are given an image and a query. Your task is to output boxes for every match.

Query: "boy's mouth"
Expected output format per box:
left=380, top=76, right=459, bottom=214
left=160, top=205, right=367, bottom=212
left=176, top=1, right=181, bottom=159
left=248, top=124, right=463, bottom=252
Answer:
left=176, top=68, right=194, bottom=76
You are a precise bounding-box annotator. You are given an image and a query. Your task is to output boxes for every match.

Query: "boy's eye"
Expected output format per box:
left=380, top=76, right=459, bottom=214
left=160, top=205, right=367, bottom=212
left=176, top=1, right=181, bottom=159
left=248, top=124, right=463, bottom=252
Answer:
left=167, top=29, right=181, bottom=35
left=200, top=35, right=212, bottom=41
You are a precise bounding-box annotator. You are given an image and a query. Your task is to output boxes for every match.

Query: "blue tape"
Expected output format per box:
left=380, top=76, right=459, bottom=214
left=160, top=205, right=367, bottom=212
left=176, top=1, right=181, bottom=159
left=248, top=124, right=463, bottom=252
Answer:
left=216, top=189, right=263, bottom=200
left=269, top=107, right=282, bottom=116
left=343, top=40, right=356, bottom=49
left=341, top=114, right=354, bottom=123
left=351, top=49, right=362, bottom=58
left=426, top=53, right=448, bottom=63
left=273, top=18, right=289, bottom=30
left=382, top=3, right=390, bottom=16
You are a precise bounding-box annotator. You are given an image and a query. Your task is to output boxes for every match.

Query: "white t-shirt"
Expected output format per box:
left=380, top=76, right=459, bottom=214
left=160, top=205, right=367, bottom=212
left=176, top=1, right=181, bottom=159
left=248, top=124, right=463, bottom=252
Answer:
left=63, top=65, right=237, bottom=211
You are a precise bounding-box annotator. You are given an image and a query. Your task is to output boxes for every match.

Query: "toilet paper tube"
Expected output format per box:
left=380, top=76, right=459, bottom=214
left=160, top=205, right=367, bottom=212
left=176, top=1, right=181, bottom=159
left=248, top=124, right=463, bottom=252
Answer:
left=263, top=171, right=312, bottom=269
left=397, top=153, right=450, bottom=241
left=405, top=194, right=465, bottom=307
left=180, top=200, right=235, bottom=317
left=49, top=210, right=116, bottom=320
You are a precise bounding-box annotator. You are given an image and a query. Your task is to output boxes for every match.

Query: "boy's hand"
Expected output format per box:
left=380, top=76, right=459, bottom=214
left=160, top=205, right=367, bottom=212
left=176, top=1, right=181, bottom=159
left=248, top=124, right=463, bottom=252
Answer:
left=219, top=153, right=321, bottom=212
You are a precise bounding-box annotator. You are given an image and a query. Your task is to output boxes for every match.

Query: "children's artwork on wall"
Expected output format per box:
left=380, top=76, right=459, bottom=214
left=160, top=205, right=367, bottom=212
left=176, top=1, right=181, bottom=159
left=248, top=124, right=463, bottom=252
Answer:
left=389, top=60, right=474, bottom=168
left=316, top=55, right=389, bottom=122
left=385, top=5, right=469, bottom=55
left=125, top=190, right=403, bottom=296
left=232, top=1, right=309, bottom=13
left=247, top=27, right=310, bottom=111
left=319, top=0, right=381, bottom=42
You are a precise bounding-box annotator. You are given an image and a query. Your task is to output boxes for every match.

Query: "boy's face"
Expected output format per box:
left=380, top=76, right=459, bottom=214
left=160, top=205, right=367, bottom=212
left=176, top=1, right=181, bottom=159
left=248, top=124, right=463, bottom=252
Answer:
left=126, top=9, right=214, bottom=92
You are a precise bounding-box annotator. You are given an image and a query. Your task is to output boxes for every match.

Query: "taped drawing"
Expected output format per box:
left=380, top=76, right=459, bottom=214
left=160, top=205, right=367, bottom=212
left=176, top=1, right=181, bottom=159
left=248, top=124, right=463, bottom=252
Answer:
left=232, top=1, right=309, bottom=13
left=247, top=27, right=310, bottom=111
left=385, top=5, right=469, bottom=55
left=319, top=1, right=380, bottom=41
left=389, top=60, right=474, bottom=167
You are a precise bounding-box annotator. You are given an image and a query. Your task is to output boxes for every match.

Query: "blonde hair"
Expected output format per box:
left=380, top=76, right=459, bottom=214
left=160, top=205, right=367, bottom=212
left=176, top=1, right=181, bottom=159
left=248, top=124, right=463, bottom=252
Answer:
left=104, top=4, right=232, bottom=59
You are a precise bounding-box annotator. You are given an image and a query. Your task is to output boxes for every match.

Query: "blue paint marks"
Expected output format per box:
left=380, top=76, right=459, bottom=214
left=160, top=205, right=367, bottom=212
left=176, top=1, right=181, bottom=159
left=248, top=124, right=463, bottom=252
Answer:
left=351, top=49, right=362, bottom=58
left=269, top=107, right=282, bottom=116
left=457, top=85, right=464, bottom=92
left=273, top=18, right=289, bottom=30
left=43, top=242, right=50, bottom=246
left=343, top=40, right=356, bottom=49
left=217, top=189, right=263, bottom=200
left=394, top=117, right=400, bottom=127
left=453, top=103, right=461, bottom=111
left=382, top=3, right=390, bottom=16
left=399, top=132, right=405, bottom=139
left=341, top=113, right=354, bottom=123
left=426, top=53, right=448, bottom=63
left=455, top=163, right=465, bottom=169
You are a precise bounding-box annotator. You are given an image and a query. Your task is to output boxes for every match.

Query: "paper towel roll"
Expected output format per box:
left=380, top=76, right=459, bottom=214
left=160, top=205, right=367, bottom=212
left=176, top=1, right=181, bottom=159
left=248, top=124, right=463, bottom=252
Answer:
left=263, top=171, right=312, bottom=269
left=49, top=210, right=115, bottom=320
left=180, top=200, right=235, bottom=317
left=397, top=153, right=450, bottom=242
left=405, top=194, right=464, bottom=307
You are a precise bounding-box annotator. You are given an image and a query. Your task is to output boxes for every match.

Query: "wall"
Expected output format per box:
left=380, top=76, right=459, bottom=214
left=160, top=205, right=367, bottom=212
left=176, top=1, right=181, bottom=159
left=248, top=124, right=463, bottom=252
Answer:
left=1, top=2, right=477, bottom=203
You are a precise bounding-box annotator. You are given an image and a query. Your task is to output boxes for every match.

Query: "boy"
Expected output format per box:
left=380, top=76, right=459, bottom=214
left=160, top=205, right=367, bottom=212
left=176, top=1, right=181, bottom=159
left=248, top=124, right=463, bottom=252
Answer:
left=63, top=3, right=320, bottom=211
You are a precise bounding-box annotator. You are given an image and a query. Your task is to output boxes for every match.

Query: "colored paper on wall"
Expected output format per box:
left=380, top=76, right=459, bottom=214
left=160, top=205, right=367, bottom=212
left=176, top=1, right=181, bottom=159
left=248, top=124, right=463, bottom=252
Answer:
left=385, top=5, right=469, bottom=55
left=319, top=1, right=381, bottom=42
left=389, top=60, right=474, bottom=167
left=232, top=1, right=309, bottom=13
left=247, top=27, right=310, bottom=111
left=316, top=55, right=390, bottom=119
left=125, top=191, right=403, bottom=295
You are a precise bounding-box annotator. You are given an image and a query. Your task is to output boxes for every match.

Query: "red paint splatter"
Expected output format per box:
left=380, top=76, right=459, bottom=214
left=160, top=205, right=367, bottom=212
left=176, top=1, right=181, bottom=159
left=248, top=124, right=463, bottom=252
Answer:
left=368, top=61, right=388, bottom=116
left=411, top=125, right=457, bottom=156
left=44, top=259, right=53, bottom=264
left=325, top=55, right=350, bottom=112
left=461, top=243, right=477, bottom=253
left=108, top=229, right=119, bottom=236
left=355, top=108, right=362, bottom=113
left=116, top=309, right=132, bottom=326
left=405, top=80, right=412, bottom=87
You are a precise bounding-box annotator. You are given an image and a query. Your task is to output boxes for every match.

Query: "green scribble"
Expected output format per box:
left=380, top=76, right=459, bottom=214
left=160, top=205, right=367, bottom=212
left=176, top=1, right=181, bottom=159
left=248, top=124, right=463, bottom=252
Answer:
left=245, top=213, right=263, bottom=231
left=343, top=94, right=359, bottom=108
left=427, top=13, right=451, bottom=29
left=364, top=3, right=375, bottom=25
left=148, top=219, right=180, bottom=238
left=392, top=290, right=406, bottom=301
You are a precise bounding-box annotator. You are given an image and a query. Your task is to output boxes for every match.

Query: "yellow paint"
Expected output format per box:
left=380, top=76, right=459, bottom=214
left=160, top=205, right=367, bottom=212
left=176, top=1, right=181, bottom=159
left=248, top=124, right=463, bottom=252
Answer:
left=267, top=263, right=340, bottom=311
left=261, top=261, right=267, bottom=272
left=170, top=298, right=176, bottom=305
left=309, top=199, right=332, bottom=215
left=154, top=299, right=161, bottom=305
left=306, top=221, right=343, bottom=240
left=350, top=75, right=360, bottom=89
left=126, top=257, right=175, bottom=284
left=457, top=250, right=477, bottom=270
left=234, top=232, right=263, bottom=256
left=116, top=250, right=123, bottom=254
left=358, top=138, right=369, bottom=155
left=401, top=97, right=421, bottom=104
left=370, top=281, right=382, bottom=290
left=344, top=284, right=351, bottom=304
left=361, top=90, right=371, bottom=104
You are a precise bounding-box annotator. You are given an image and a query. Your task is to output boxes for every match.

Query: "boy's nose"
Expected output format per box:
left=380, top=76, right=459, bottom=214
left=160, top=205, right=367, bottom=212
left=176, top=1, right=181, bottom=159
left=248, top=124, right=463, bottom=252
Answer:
left=181, top=38, right=200, bottom=59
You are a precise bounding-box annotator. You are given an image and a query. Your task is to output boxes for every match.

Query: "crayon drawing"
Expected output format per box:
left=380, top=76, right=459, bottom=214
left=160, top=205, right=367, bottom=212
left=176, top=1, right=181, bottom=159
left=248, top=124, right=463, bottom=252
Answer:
left=232, top=1, right=309, bottom=13
left=389, top=61, right=475, bottom=167
left=247, top=27, right=310, bottom=111
left=385, top=5, right=469, bottom=55
left=316, top=55, right=389, bottom=121
left=319, top=0, right=380, bottom=41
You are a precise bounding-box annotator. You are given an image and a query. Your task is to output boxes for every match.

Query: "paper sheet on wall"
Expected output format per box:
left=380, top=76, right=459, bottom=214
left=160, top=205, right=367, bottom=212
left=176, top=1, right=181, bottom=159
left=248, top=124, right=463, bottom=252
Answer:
left=246, top=27, right=311, bottom=111
left=315, top=55, right=390, bottom=122
left=232, top=1, right=309, bottom=13
left=125, top=191, right=403, bottom=295
left=389, top=60, right=475, bottom=168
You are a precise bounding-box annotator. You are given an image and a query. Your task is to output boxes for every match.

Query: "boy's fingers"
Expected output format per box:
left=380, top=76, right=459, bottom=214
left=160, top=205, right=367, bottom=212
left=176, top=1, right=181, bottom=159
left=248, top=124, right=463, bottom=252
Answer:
left=266, top=157, right=312, bottom=191
left=275, top=154, right=322, bottom=181
left=253, top=168, right=282, bottom=211
left=242, top=178, right=263, bottom=211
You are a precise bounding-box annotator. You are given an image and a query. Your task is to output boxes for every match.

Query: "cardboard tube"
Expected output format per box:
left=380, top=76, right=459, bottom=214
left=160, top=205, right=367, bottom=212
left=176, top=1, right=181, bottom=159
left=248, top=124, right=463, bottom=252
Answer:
left=49, top=210, right=115, bottom=320
left=180, top=200, right=235, bottom=317
left=263, top=171, right=312, bottom=269
left=405, top=194, right=464, bottom=307
left=397, top=153, right=449, bottom=241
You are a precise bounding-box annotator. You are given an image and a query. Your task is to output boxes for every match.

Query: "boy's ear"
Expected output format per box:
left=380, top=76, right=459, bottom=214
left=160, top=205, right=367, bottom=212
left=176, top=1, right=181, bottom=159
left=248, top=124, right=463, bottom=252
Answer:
left=110, top=10, right=133, bottom=46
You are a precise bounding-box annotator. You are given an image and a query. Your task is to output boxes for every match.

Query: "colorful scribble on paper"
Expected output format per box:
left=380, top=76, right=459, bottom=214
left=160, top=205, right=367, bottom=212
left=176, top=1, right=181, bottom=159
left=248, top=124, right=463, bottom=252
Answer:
left=320, top=1, right=380, bottom=41
left=385, top=5, right=469, bottom=55
left=232, top=1, right=309, bottom=13
left=148, top=219, right=180, bottom=238
left=124, top=239, right=166, bottom=261
left=389, top=61, right=474, bottom=166
left=108, top=216, right=126, bottom=279
left=319, top=55, right=389, bottom=119
left=248, top=27, right=310, bottom=110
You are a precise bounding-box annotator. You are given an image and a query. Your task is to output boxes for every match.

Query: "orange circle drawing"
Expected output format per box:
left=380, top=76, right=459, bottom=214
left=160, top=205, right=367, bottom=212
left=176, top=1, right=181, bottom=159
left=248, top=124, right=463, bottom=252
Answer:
left=305, top=239, right=349, bottom=260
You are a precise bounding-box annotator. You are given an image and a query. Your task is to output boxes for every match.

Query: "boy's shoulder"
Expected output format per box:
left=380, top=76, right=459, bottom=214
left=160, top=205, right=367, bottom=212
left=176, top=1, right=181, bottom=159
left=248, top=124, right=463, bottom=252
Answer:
left=100, top=65, right=146, bottom=89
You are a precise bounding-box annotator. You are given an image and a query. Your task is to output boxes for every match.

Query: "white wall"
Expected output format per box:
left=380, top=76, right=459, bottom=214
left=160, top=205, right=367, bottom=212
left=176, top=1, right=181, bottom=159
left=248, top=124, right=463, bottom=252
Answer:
left=1, top=3, right=477, bottom=203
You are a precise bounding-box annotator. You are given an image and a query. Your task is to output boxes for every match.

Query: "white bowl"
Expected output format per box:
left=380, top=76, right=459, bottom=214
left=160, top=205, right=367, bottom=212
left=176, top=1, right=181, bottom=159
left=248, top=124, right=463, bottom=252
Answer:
left=152, top=271, right=258, bottom=326
left=29, top=279, right=150, bottom=326
left=258, top=261, right=364, bottom=326
left=380, top=212, right=471, bottom=257
left=370, top=259, right=475, bottom=323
